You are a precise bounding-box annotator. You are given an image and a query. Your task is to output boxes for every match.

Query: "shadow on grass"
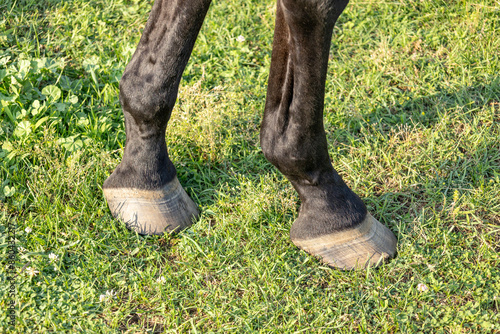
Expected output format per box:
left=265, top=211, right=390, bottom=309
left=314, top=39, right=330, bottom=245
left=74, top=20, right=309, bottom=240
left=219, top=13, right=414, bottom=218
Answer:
left=3, top=0, right=153, bottom=12
left=172, top=76, right=500, bottom=241
left=343, top=77, right=500, bottom=232
left=329, top=76, right=500, bottom=137
left=3, top=0, right=75, bottom=13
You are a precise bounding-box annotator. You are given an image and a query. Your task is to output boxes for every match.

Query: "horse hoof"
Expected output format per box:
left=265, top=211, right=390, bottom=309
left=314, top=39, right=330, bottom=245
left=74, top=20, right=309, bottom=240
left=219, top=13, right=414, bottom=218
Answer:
left=291, top=213, right=397, bottom=270
left=103, top=177, right=199, bottom=235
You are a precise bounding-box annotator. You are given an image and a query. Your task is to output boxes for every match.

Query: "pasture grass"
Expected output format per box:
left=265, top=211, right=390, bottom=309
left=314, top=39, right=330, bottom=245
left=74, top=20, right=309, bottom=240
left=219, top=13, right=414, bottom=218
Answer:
left=1, top=0, right=499, bottom=332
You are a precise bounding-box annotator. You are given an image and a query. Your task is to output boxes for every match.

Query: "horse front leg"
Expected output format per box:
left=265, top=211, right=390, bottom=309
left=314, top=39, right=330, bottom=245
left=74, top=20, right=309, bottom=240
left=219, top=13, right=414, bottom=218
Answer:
left=103, top=0, right=212, bottom=235
left=261, top=0, right=397, bottom=269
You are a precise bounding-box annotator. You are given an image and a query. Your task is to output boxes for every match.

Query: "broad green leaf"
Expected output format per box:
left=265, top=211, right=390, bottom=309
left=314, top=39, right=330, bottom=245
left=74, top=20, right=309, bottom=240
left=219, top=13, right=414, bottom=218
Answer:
left=3, top=185, right=15, bottom=197
left=10, top=76, right=20, bottom=94
left=82, top=55, right=100, bottom=68
left=42, top=85, right=61, bottom=102
left=66, top=139, right=83, bottom=152
left=32, top=100, right=40, bottom=109
left=68, top=94, right=78, bottom=104
left=31, top=100, right=41, bottom=115
left=76, top=113, right=89, bottom=127
left=13, top=120, right=32, bottom=137
left=83, top=56, right=100, bottom=87
left=16, top=109, right=28, bottom=119
left=57, top=136, right=84, bottom=152
left=17, top=59, right=31, bottom=79
left=55, top=102, right=68, bottom=112
left=2, top=141, right=13, bottom=152
left=0, top=56, right=10, bottom=67
left=31, top=58, right=47, bottom=72
left=0, top=95, right=16, bottom=103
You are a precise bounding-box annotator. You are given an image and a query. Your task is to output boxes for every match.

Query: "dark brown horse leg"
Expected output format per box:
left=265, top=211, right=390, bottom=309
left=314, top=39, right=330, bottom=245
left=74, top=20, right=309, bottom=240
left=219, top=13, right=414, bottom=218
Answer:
left=261, top=0, right=397, bottom=269
left=103, top=0, right=212, bottom=235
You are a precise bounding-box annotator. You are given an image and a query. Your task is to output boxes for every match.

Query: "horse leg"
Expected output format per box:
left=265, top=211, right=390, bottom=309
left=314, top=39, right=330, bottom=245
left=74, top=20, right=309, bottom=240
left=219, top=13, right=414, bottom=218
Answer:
left=103, top=0, right=212, bottom=235
left=261, top=0, right=397, bottom=269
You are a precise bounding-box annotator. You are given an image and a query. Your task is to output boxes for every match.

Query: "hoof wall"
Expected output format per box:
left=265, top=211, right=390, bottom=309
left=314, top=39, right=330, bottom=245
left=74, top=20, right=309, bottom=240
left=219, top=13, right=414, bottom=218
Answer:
left=292, top=213, right=397, bottom=270
left=103, top=177, right=199, bottom=235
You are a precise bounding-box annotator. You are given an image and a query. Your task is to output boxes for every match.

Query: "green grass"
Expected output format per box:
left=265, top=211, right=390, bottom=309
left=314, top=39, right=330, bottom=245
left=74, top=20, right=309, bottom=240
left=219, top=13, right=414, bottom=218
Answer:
left=1, top=0, right=499, bottom=332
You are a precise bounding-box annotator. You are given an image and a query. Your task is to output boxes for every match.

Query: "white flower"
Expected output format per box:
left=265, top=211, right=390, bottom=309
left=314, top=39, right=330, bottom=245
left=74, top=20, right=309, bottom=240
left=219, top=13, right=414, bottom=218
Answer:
left=25, top=227, right=32, bottom=233
left=26, top=267, right=39, bottom=277
left=157, top=276, right=166, bottom=284
left=99, top=290, right=116, bottom=302
left=48, top=253, right=59, bottom=262
left=18, top=246, right=26, bottom=252
left=53, top=266, right=58, bottom=271
left=417, top=283, right=429, bottom=292
left=236, top=35, right=245, bottom=42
